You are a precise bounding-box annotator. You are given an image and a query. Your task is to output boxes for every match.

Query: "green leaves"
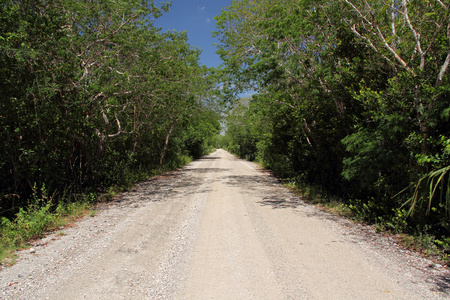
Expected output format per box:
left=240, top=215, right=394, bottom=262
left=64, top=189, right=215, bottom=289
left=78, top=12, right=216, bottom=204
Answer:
left=406, top=165, right=450, bottom=219
left=217, top=0, right=450, bottom=237
left=0, top=0, right=220, bottom=218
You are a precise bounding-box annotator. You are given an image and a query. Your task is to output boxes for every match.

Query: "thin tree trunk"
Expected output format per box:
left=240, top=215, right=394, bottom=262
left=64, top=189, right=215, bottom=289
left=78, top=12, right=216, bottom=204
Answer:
left=160, top=118, right=178, bottom=166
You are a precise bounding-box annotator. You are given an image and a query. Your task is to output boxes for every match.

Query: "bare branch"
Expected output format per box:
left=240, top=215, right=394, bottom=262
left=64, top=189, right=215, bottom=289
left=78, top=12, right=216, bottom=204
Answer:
left=303, top=118, right=313, bottom=147
left=410, top=44, right=418, bottom=64
left=375, top=25, right=411, bottom=71
left=94, top=128, right=102, bottom=138
left=346, top=23, right=397, bottom=71
left=77, top=13, right=136, bottom=58
left=105, top=102, right=133, bottom=110
left=401, top=0, right=425, bottom=69
left=107, top=117, right=122, bottom=138
left=100, top=108, right=109, bottom=127
left=424, top=9, right=450, bottom=56
left=96, top=14, right=137, bottom=44
left=93, top=92, right=104, bottom=102
left=391, top=0, right=397, bottom=38
left=344, top=0, right=373, bottom=25
left=436, top=50, right=450, bottom=87
left=435, top=0, right=449, bottom=10
left=112, top=91, right=133, bottom=96
left=108, top=67, right=125, bottom=75
left=265, top=92, right=295, bottom=109
left=344, top=0, right=411, bottom=73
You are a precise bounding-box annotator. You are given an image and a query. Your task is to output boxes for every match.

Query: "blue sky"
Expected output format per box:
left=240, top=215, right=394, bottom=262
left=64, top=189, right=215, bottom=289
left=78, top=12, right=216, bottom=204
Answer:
left=153, top=1, right=232, bottom=68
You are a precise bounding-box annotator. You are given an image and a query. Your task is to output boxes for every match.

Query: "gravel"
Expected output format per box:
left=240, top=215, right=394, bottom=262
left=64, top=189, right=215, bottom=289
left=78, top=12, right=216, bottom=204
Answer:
left=0, top=150, right=448, bottom=299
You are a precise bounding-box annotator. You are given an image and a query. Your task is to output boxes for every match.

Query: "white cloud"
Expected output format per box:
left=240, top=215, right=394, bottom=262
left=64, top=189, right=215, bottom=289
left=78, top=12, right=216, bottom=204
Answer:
left=206, top=18, right=211, bottom=22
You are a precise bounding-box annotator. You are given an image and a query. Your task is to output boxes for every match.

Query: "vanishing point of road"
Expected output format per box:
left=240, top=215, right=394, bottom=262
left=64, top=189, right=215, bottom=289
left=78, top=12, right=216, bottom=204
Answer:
left=1, top=150, right=448, bottom=299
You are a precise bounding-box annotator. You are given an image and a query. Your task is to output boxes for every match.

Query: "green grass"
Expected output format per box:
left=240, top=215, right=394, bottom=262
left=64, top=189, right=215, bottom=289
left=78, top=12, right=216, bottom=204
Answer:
left=0, top=196, right=93, bottom=266
left=0, top=154, right=197, bottom=267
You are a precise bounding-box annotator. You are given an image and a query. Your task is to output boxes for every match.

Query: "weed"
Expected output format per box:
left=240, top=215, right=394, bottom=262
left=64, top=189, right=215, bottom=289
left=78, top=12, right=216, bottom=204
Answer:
left=89, top=209, right=99, bottom=217
left=0, top=154, right=198, bottom=266
left=0, top=184, right=93, bottom=264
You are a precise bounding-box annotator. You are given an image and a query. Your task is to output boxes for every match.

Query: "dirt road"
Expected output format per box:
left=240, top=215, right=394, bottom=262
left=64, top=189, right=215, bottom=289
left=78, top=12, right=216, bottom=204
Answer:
left=1, top=149, right=449, bottom=299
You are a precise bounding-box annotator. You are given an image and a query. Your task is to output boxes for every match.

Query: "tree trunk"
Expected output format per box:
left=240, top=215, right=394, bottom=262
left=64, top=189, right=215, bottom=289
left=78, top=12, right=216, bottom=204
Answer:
left=160, top=119, right=178, bottom=166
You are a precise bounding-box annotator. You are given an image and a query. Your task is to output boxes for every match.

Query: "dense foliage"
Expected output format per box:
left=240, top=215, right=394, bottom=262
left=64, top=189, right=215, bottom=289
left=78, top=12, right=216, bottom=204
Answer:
left=216, top=0, right=450, bottom=242
left=0, top=0, right=220, bottom=218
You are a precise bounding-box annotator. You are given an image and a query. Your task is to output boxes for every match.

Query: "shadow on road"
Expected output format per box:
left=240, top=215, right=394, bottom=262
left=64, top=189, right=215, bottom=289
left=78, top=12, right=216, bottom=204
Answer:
left=112, top=164, right=233, bottom=207
left=258, top=195, right=306, bottom=209
left=191, top=168, right=230, bottom=174
left=108, top=158, right=450, bottom=298
left=433, top=274, right=450, bottom=296
left=222, top=174, right=307, bottom=210
left=222, top=174, right=280, bottom=190
left=225, top=172, right=450, bottom=296
left=197, top=156, right=221, bottom=160
left=111, top=168, right=207, bottom=206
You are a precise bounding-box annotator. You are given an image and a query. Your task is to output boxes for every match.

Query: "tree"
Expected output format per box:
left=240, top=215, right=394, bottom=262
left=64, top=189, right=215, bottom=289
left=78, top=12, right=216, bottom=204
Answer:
left=215, top=0, right=356, bottom=189
left=0, top=0, right=220, bottom=217
left=215, top=0, right=450, bottom=230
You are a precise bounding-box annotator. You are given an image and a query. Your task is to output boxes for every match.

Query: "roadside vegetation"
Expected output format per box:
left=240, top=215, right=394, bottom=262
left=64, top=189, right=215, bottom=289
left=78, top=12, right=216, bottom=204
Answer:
left=0, top=0, right=220, bottom=263
left=2, top=0, right=450, bottom=267
left=215, top=0, right=450, bottom=264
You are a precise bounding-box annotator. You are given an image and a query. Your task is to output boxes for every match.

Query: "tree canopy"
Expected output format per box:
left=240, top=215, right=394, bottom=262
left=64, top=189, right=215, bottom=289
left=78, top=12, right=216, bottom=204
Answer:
left=0, top=0, right=220, bottom=217
left=216, top=0, right=450, bottom=235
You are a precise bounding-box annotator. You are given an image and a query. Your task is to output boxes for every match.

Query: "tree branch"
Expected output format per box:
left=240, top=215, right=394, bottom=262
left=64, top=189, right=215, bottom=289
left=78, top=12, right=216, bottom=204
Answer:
left=346, top=22, right=397, bottom=71
left=435, top=0, right=449, bottom=10
left=344, top=0, right=411, bottom=73
left=391, top=0, right=397, bottom=38
left=424, top=9, right=450, bottom=56
left=436, top=50, right=450, bottom=87
left=107, top=117, right=122, bottom=138
left=402, top=0, right=425, bottom=69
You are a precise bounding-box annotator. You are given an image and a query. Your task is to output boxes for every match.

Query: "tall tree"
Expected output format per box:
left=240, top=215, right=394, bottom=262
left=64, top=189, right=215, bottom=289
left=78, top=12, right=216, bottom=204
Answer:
left=215, top=0, right=450, bottom=227
left=0, top=0, right=220, bottom=216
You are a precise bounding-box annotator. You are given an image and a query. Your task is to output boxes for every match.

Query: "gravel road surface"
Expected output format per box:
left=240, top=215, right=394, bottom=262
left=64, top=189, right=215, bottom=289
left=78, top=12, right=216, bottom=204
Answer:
left=1, top=149, right=449, bottom=299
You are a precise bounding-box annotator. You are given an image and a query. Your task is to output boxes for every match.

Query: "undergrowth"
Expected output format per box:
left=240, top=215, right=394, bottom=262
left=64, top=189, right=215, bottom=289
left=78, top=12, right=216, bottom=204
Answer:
left=0, top=154, right=195, bottom=267
left=0, top=184, right=93, bottom=266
